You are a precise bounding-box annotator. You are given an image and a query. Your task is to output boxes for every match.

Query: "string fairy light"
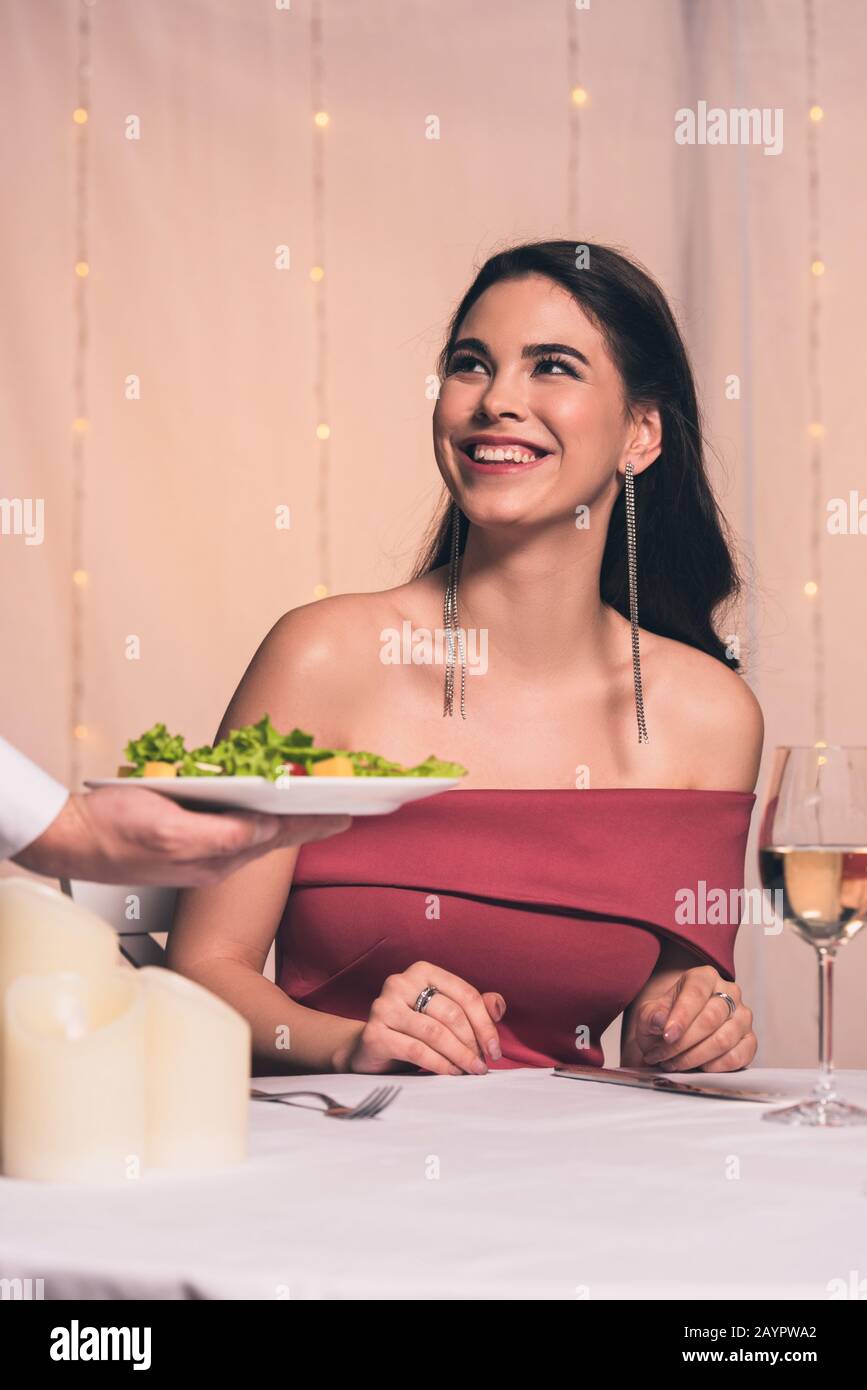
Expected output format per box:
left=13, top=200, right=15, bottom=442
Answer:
left=310, top=2, right=331, bottom=600
left=566, top=9, right=585, bottom=231
left=804, top=0, right=825, bottom=744
left=70, top=0, right=94, bottom=789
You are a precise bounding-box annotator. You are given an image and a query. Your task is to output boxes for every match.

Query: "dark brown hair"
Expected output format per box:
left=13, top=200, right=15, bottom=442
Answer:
left=413, top=239, right=743, bottom=669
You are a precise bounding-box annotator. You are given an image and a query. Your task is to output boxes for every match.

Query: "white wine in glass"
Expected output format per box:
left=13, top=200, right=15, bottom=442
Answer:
left=759, top=746, right=867, bottom=1126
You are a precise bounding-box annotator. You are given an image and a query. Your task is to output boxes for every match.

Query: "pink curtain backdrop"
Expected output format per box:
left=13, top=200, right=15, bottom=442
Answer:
left=2, top=0, right=865, bottom=1065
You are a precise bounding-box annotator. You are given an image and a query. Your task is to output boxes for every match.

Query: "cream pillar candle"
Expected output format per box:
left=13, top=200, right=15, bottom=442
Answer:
left=139, top=967, right=250, bottom=1170
left=0, top=878, right=118, bottom=993
left=0, top=879, right=118, bottom=1150
left=2, top=969, right=146, bottom=1184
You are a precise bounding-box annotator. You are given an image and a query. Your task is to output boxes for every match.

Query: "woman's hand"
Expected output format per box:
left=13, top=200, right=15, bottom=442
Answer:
left=333, top=962, right=506, bottom=1076
left=622, top=965, right=756, bottom=1073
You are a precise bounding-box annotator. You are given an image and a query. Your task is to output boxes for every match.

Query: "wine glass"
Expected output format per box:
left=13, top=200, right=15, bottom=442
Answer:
left=758, top=746, right=867, bottom=1125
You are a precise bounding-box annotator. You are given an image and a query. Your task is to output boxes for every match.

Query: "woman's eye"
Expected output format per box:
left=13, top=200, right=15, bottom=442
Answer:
left=448, top=353, right=486, bottom=374
left=534, top=355, right=581, bottom=379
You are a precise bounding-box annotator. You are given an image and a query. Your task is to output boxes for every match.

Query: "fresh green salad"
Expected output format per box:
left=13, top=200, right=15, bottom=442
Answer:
left=121, top=715, right=467, bottom=781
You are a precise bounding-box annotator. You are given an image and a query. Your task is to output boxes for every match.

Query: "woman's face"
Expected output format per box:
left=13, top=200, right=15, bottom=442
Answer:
left=433, top=273, right=646, bottom=531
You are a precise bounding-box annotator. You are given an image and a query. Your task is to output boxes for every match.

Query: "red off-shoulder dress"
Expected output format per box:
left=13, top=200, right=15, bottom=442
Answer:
left=274, top=788, right=756, bottom=1069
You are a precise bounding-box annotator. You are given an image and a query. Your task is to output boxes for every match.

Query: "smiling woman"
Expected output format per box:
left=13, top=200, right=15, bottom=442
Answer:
left=168, top=239, right=763, bottom=1081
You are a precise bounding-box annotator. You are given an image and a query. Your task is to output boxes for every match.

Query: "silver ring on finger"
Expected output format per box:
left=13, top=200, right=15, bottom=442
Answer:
left=414, top=985, right=438, bottom=1014
left=712, top=990, right=737, bottom=1020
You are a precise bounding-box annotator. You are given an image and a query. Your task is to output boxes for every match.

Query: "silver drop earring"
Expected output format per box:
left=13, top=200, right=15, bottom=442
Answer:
left=625, top=456, right=649, bottom=744
left=443, top=500, right=466, bottom=718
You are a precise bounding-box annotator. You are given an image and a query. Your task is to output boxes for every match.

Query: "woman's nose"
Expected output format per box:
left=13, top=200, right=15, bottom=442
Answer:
left=477, top=379, right=528, bottom=420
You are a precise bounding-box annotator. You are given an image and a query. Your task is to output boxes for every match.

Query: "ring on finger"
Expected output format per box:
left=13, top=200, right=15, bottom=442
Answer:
left=712, top=990, right=737, bottom=1020
left=414, top=985, right=438, bottom=1014
left=408, top=989, right=487, bottom=1066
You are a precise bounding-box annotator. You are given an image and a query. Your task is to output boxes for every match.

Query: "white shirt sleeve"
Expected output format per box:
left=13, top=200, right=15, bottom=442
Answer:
left=0, top=737, right=70, bottom=861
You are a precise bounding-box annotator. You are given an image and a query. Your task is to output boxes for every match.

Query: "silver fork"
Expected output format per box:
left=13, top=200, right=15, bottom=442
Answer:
left=250, top=1085, right=400, bottom=1119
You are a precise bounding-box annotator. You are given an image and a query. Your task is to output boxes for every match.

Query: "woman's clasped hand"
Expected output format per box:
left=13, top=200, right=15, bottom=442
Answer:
left=622, top=966, right=757, bottom=1072
left=333, top=961, right=507, bottom=1075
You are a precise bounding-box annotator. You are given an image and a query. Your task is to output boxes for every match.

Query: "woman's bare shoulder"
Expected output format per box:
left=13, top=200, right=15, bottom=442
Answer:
left=220, top=578, right=440, bottom=744
left=266, top=572, right=442, bottom=668
left=648, top=634, right=765, bottom=792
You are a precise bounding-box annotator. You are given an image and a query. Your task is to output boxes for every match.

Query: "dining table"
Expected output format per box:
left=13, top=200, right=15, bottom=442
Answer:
left=1, top=1065, right=865, bottom=1301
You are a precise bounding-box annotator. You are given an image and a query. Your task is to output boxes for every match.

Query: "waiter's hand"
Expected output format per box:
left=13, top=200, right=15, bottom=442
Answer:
left=12, top=786, right=351, bottom=886
left=623, top=966, right=756, bottom=1073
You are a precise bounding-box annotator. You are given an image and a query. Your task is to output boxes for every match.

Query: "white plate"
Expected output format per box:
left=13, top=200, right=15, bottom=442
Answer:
left=84, top=775, right=463, bottom=816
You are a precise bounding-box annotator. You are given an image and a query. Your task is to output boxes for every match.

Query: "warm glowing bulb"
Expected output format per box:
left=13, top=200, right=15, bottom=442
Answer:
left=309, top=266, right=325, bottom=282
left=811, top=259, right=825, bottom=277
left=316, top=424, right=330, bottom=440
left=73, top=724, right=88, bottom=740
left=807, top=421, right=824, bottom=438
left=803, top=581, right=818, bottom=597
left=815, top=740, right=827, bottom=748
left=809, top=105, right=824, bottom=122
left=314, top=111, right=329, bottom=127
left=313, top=584, right=329, bottom=599
left=72, top=417, right=89, bottom=433
left=75, top=261, right=90, bottom=277
left=571, top=87, right=589, bottom=107
left=73, top=107, right=88, bottom=124
left=817, top=754, right=827, bottom=766
left=72, top=569, right=89, bottom=587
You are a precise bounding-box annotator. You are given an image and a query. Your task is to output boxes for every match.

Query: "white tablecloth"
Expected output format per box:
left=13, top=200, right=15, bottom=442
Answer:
left=1, top=1067, right=865, bottom=1300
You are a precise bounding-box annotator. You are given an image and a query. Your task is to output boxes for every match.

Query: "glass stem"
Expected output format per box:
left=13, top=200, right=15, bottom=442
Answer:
left=813, top=947, right=837, bottom=1104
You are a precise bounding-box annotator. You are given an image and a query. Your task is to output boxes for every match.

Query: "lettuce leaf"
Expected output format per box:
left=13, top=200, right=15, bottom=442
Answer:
left=402, top=755, right=468, bottom=778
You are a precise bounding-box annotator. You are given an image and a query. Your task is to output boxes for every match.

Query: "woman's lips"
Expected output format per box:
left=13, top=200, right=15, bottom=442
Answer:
left=457, top=445, right=554, bottom=475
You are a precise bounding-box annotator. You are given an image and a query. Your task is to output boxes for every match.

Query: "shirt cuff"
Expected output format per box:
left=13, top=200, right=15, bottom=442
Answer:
left=0, top=738, right=71, bottom=861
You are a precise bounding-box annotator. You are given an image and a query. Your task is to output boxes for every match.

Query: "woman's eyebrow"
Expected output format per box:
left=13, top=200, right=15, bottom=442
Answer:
left=450, top=336, right=592, bottom=369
